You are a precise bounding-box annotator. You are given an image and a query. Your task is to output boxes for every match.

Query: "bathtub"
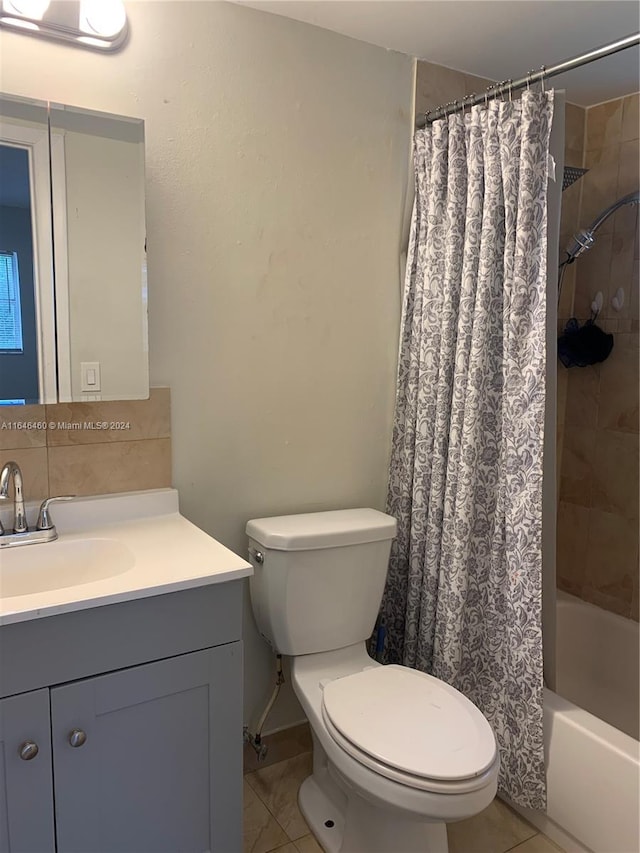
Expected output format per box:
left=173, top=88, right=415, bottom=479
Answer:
left=510, top=592, right=640, bottom=853
left=556, top=591, right=639, bottom=739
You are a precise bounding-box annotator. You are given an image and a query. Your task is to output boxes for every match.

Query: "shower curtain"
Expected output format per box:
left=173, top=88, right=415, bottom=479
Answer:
left=379, top=90, right=554, bottom=809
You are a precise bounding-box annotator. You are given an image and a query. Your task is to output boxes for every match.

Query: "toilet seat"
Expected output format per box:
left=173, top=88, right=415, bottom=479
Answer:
left=321, top=665, right=497, bottom=794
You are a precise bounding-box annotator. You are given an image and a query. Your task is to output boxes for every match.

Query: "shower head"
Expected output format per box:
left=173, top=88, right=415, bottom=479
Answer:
left=565, top=190, right=640, bottom=262
left=563, top=166, right=589, bottom=191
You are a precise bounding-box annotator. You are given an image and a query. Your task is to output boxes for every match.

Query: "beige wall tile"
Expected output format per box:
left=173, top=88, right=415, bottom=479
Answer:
left=557, top=502, right=590, bottom=593
left=557, top=262, right=576, bottom=318
left=0, top=405, right=47, bottom=449
left=573, top=235, right=612, bottom=319
left=621, top=93, right=640, bottom=142
left=581, top=584, right=632, bottom=619
left=612, top=201, right=638, bottom=234
left=47, top=438, right=171, bottom=497
left=617, top=138, right=640, bottom=197
left=631, top=261, right=639, bottom=330
left=0, top=447, right=49, bottom=502
left=559, top=427, right=596, bottom=507
left=557, top=368, right=568, bottom=428
left=564, top=365, right=600, bottom=429
left=598, top=344, right=639, bottom=433
left=581, top=145, right=621, bottom=234
left=605, top=231, right=636, bottom=323
left=586, top=99, right=624, bottom=151
left=556, top=422, right=565, bottom=498
left=586, top=509, right=637, bottom=607
left=565, top=103, right=586, bottom=152
left=245, top=753, right=312, bottom=841
left=591, top=429, right=639, bottom=520
left=559, top=180, right=582, bottom=236
left=45, top=388, right=171, bottom=446
left=616, top=331, right=639, bottom=350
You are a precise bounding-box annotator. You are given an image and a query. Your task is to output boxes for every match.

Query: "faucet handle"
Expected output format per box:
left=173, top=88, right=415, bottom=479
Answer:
left=36, top=496, right=75, bottom=531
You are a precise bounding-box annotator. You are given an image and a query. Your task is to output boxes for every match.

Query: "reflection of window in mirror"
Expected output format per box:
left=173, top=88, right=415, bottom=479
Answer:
left=0, top=144, right=38, bottom=404
left=0, top=100, right=57, bottom=405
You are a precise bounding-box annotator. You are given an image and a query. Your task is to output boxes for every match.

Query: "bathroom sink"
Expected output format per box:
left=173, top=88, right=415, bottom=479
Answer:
left=0, top=488, right=252, bottom=625
left=0, top=538, right=135, bottom=598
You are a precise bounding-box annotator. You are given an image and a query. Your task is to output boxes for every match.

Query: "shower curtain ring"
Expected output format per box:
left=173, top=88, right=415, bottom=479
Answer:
left=540, top=66, right=546, bottom=93
left=526, top=71, right=532, bottom=91
left=508, top=79, right=513, bottom=102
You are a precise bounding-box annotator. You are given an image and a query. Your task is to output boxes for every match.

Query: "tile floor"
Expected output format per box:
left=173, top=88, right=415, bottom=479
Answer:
left=243, top=724, right=565, bottom=853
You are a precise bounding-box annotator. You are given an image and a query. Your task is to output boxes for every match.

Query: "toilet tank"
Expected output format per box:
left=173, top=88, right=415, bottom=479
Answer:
left=246, top=509, right=397, bottom=656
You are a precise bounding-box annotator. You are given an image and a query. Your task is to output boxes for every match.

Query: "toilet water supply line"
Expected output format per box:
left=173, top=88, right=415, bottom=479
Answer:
left=244, top=654, right=284, bottom=761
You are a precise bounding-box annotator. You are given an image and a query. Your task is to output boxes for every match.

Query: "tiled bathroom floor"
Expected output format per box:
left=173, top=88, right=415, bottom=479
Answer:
left=243, top=725, right=565, bottom=853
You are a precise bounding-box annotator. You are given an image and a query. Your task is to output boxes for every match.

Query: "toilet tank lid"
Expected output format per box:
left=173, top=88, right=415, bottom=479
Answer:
left=246, top=509, right=397, bottom=550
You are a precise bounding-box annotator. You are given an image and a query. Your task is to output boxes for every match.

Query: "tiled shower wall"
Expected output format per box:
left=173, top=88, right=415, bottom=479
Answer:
left=557, top=93, right=639, bottom=621
left=0, top=387, right=171, bottom=501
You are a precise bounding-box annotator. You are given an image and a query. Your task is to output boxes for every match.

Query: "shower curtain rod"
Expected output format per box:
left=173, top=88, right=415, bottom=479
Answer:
left=416, top=31, right=640, bottom=127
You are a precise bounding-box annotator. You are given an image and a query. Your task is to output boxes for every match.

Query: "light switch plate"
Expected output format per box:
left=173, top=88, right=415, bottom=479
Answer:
left=81, top=361, right=101, bottom=392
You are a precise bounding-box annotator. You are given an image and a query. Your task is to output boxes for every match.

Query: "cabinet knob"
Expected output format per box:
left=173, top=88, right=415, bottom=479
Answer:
left=19, top=741, right=39, bottom=761
left=68, top=729, right=87, bottom=748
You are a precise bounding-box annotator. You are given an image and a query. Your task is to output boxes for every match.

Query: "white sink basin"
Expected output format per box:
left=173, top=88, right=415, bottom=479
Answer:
left=0, top=488, right=252, bottom=625
left=0, top=538, right=135, bottom=598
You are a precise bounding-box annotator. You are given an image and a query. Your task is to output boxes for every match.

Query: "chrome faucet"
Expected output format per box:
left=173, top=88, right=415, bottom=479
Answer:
left=0, top=461, right=27, bottom=534
left=0, top=461, right=74, bottom=547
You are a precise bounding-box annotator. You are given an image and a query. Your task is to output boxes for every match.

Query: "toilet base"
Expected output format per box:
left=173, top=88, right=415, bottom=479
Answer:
left=298, top=775, right=345, bottom=853
left=298, top=768, right=449, bottom=853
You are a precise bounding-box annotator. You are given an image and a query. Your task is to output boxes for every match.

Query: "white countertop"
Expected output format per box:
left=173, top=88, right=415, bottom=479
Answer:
left=0, top=489, right=252, bottom=626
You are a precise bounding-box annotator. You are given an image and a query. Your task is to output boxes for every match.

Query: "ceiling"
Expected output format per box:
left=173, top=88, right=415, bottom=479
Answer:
left=236, top=1, right=640, bottom=105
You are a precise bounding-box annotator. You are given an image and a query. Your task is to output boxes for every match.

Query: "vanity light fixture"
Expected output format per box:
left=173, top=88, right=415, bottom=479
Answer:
left=0, top=0, right=128, bottom=50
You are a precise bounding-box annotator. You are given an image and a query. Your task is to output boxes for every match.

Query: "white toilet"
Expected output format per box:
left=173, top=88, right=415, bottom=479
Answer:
left=247, top=508, right=499, bottom=853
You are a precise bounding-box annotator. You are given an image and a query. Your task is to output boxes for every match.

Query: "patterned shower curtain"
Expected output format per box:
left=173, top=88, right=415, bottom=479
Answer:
left=379, top=90, right=554, bottom=809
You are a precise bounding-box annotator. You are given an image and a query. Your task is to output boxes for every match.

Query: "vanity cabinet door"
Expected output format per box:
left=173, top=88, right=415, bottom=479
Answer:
left=0, top=689, right=55, bottom=853
left=51, top=643, right=242, bottom=853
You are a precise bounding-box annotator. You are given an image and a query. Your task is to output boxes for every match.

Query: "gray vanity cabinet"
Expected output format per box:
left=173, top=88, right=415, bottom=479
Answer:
left=51, top=644, right=241, bottom=853
left=0, top=582, right=244, bottom=853
left=0, top=690, right=56, bottom=853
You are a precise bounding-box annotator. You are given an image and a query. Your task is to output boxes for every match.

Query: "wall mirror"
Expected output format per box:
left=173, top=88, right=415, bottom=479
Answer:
left=0, top=93, right=148, bottom=404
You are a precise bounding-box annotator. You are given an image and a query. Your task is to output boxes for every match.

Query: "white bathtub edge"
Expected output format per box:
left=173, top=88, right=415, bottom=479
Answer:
left=533, top=687, right=640, bottom=853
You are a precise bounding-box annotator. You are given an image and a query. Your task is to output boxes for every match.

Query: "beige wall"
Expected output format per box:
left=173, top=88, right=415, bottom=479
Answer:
left=0, top=2, right=414, bottom=729
left=557, top=93, right=639, bottom=621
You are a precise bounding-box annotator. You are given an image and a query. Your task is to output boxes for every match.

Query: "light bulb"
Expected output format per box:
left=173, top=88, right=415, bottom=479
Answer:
left=2, top=0, right=50, bottom=19
left=79, top=0, right=126, bottom=38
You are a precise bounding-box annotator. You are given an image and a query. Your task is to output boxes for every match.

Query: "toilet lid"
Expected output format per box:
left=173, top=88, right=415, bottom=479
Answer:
left=321, top=665, right=497, bottom=782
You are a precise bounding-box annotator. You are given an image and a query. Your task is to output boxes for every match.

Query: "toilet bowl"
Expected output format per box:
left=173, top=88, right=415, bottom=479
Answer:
left=246, top=509, right=499, bottom=853
left=291, top=643, right=498, bottom=853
